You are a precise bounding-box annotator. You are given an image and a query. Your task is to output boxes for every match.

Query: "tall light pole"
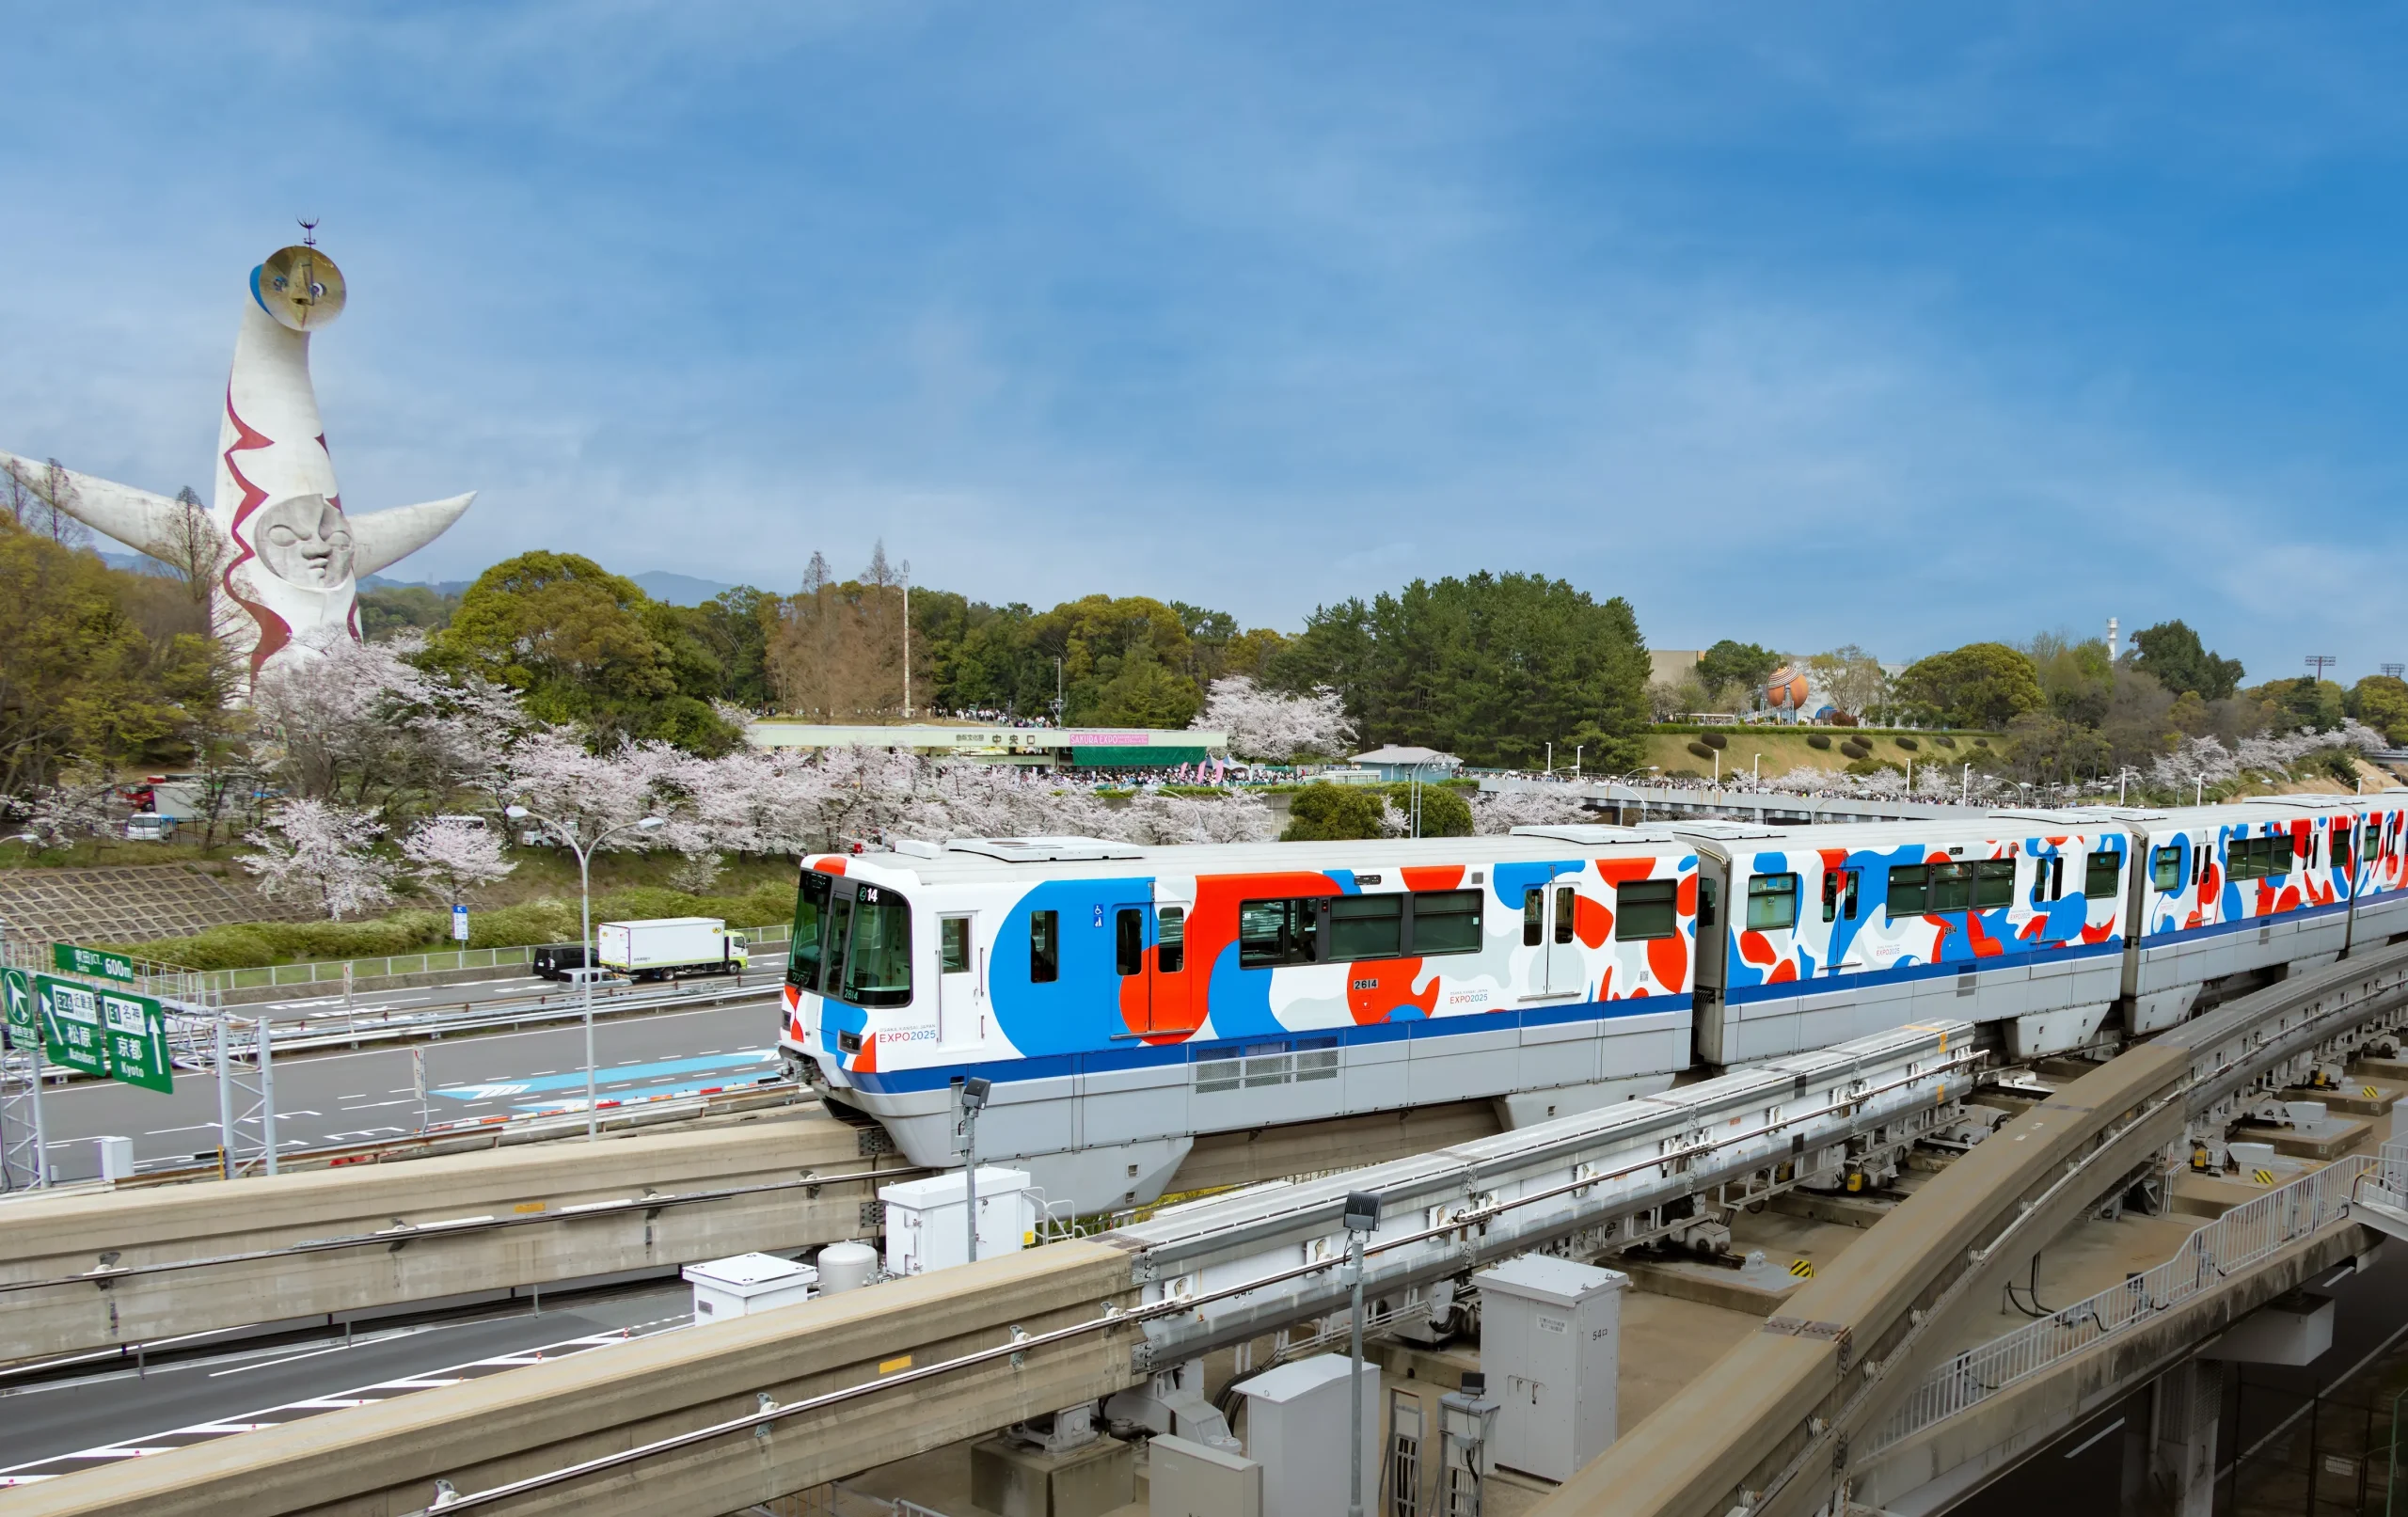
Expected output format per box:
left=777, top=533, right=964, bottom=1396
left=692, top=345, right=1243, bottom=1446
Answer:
left=503, top=806, right=664, bottom=1140
left=959, top=1077, right=990, bottom=1263
left=1574, top=745, right=1583, bottom=780
left=1341, top=1190, right=1383, bottom=1517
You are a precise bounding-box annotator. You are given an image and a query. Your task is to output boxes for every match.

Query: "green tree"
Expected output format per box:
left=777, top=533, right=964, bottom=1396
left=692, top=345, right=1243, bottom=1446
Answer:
left=2349, top=674, right=2408, bottom=745
left=1281, top=783, right=1388, bottom=841
left=2023, top=631, right=2114, bottom=726
left=1386, top=782, right=1471, bottom=837
left=1697, top=640, right=1781, bottom=703
left=426, top=551, right=738, bottom=752
left=0, top=520, right=220, bottom=794
left=2130, top=621, right=2244, bottom=702
left=357, top=584, right=460, bottom=640
left=2245, top=676, right=2346, bottom=734
left=1893, top=642, right=2045, bottom=729
left=2003, top=711, right=2114, bottom=786
left=1269, top=572, right=1649, bottom=770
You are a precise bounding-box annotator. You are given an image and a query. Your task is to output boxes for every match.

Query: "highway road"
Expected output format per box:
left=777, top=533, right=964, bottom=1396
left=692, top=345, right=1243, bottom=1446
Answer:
left=0, top=1281, right=694, bottom=1484
left=20, top=998, right=789, bottom=1182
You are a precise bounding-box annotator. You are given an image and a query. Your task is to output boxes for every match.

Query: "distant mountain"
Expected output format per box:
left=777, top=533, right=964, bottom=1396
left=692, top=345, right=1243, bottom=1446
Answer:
left=629, top=570, right=737, bottom=606
left=100, top=550, right=179, bottom=578
left=360, top=573, right=476, bottom=597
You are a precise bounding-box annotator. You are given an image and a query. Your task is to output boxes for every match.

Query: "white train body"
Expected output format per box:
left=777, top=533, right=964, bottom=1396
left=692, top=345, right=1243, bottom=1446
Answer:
left=778, top=796, right=2408, bottom=1213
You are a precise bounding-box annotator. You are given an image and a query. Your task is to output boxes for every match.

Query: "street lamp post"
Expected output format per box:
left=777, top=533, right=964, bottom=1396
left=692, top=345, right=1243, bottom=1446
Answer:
left=1574, top=745, right=1583, bottom=780
left=1342, top=1190, right=1383, bottom=1517
left=503, top=805, right=665, bottom=1140
left=959, top=1076, right=990, bottom=1263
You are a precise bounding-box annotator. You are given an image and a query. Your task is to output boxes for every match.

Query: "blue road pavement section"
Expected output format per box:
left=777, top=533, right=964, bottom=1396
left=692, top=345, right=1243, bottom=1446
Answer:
left=434, top=1050, right=780, bottom=1113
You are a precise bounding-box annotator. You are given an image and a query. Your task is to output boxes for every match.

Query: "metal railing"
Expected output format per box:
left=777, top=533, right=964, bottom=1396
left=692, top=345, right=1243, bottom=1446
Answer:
left=185, top=922, right=793, bottom=995
left=1872, top=1142, right=2406, bottom=1451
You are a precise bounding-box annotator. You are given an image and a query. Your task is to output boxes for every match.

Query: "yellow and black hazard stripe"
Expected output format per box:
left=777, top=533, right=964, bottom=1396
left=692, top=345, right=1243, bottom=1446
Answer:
left=1788, top=1258, right=1814, bottom=1279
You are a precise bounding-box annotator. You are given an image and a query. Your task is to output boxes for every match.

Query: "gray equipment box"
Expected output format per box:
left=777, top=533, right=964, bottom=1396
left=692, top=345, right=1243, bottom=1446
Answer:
left=1474, top=1254, right=1627, bottom=1482
left=1232, top=1353, right=1380, bottom=1517
left=1149, top=1432, right=1263, bottom=1517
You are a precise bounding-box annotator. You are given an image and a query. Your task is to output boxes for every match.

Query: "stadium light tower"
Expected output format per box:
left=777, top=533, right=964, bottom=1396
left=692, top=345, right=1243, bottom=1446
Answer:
left=2307, top=656, right=2337, bottom=682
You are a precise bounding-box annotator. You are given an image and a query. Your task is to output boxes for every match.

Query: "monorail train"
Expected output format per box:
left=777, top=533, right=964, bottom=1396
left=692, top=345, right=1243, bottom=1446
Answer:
left=778, top=792, right=2408, bottom=1213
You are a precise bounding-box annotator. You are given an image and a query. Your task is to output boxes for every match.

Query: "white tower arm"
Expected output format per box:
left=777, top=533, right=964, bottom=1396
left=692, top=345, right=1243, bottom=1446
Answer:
left=349, top=492, right=477, bottom=578
left=0, top=450, right=190, bottom=561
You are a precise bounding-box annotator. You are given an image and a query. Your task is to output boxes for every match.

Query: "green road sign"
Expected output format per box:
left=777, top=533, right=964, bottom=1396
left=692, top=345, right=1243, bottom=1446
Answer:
left=99, top=988, right=173, bottom=1093
left=33, top=974, right=171, bottom=1093
left=52, top=943, right=134, bottom=984
left=1, top=968, right=32, bottom=1050
left=36, top=975, right=106, bottom=1077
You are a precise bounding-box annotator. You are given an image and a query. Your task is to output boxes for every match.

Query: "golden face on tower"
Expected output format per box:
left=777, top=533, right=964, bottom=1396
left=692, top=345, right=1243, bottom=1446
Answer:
left=253, top=245, right=346, bottom=331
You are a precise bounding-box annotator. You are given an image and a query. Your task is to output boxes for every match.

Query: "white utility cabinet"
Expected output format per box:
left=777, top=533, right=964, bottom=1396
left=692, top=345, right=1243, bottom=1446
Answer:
left=1231, top=1354, right=1379, bottom=1517
left=1149, top=1432, right=1263, bottom=1517
left=682, top=1253, right=817, bottom=1320
left=1474, top=1254, right=1626, bottom=1481
left=879, top=1166, right=1038, bottom=1276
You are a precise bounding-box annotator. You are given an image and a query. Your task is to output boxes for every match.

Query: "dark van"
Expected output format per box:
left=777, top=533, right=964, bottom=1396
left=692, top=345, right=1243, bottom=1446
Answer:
left=530, top=942, right=588, bottom=980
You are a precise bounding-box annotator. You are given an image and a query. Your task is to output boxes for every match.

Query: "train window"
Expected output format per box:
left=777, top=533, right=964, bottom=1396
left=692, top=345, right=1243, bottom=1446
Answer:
left=1554, top=885, right=1576, bottom=945
left=1409, top=891, right=1483, bottom=955
left=1116, top=909, right=1144, bottom=976
left=1523, top=890, right=1544, bottom=947
left=1843, top=870, right=1860, bottom=920
left=2083, top=850, right=2121, bottom=899
left=1616, top=879, right=1677, bottom=940
left=2333, top=825, right=2353, bottom=866
left=1158, top=908, right=1185, bottom=973
left=1698, top=877, right=1718, bottom=928
left=838, top=891, right=912, bottom=1008
left=2048, top=856, right=2065, bottom=902
left=1331, top=894, right=1403, bottom=960
left=2368, top=828, right=2385, bottom=862
left=1239, top=898, right=1320, bottom=967
left=1973, top=860, right=2015, bottom=909
left=2150, top=845, right=2180, bottom=890
left=1821, top=871, right=1839, bottom=923
left=939, top=917, right=971, bottom=975
left=2231, top=834, right=2295, bottom=882
left=1887, top=864, right=1929, bottom=917
left=1030, top=910, right=1059, bottom=983
left=789, top=871, right=834, bottom=993
left=1928, top=861, right=1972, bottom=912
left=1746, top=874, right=1798, bottom=931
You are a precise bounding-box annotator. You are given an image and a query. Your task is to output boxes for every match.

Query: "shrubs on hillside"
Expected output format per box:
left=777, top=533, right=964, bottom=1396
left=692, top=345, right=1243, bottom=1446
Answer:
left=1806, top=734, right=1832, bottom=751
left=113, top=881, right=800, bottom=970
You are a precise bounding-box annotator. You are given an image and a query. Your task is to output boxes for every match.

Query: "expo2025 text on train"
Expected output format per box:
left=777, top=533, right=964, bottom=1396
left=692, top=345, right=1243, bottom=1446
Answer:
left=776, top=793, right=2408, bottom=1213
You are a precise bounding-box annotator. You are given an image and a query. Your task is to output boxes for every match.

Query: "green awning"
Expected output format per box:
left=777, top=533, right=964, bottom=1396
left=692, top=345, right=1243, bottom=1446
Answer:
left=1070, top=746, right=1213, bottom=768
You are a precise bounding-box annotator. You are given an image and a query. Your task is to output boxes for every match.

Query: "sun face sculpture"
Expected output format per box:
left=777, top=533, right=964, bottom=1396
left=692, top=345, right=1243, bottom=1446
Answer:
left=3, top=242, right=474, bottom=687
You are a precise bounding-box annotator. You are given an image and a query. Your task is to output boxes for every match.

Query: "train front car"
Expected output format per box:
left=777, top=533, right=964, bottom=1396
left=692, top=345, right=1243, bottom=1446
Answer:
left=1686, top=814, right=2132, bottom=1064
left=777, top=830, right=1699, bottom=1215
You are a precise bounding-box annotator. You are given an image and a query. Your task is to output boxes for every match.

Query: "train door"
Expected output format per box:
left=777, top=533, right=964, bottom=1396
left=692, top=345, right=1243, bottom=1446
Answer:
left=1521, top=869, right=1578, bottom=996
left=937, top=913, right=979, bottom=1046
left=1150, top=905, right=1194, bottom=1034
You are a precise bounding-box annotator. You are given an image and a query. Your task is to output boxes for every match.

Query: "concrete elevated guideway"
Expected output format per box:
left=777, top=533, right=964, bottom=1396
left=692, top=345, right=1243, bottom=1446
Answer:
left=14, top=951, right=2408, bottom=1514
left=1480, top=773, right=1992, bottom=824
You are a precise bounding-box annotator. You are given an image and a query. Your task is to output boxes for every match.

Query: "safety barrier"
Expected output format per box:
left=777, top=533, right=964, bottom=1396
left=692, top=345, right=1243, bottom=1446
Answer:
left=1870, top=1141, right=2404, bottom=1451
left=187, top=921, right=794, bottom=995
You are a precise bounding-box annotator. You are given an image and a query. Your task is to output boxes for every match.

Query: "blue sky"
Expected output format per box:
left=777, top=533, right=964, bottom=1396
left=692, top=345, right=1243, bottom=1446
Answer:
left=3, top=5, right=2402, bottom=681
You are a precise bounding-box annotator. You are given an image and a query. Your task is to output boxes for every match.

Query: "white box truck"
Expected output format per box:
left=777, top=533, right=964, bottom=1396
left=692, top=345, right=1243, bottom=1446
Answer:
left=594, top=917, right=751, bottom=982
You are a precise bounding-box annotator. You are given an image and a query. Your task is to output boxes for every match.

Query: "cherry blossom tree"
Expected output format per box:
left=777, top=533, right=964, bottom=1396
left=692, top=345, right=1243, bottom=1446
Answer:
left=242, top=799, right=397, bottom=920
left=498, top=729, right=689, bottom=855
left=1195, top=677, right=1353, bottom=763
left=20, top=778, right=120, bottom=846
left=1468, top=788, right=1596, bottom=835
left=400, top=814, right=515, bottom=903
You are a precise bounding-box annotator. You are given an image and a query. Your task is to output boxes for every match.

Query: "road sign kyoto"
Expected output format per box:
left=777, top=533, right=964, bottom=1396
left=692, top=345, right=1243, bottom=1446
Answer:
left=52, top=943, right=135, bottom=984
left=33, top=974, right=172, bottom=1093
left=452, top=904, right=470, bottom=941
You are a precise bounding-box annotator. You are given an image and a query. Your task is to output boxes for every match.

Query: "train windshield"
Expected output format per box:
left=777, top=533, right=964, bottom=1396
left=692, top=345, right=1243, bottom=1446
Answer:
left=789, top=871, right=834, bottom=991
left=835, top=886, right=913, bottom=1008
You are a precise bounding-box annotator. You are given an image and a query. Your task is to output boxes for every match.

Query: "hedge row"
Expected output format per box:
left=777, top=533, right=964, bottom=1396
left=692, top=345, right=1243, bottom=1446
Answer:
left=113, top=879, right=800, bottom=972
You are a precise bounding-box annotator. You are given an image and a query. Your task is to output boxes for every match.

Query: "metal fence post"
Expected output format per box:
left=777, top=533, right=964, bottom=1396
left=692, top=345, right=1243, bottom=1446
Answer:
left=215, top=1014, right=235, bottom=1180
left=259, top=1016, right=278, bottom=1177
